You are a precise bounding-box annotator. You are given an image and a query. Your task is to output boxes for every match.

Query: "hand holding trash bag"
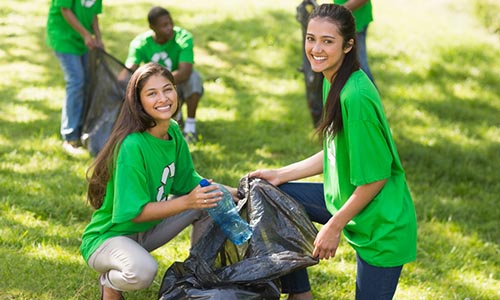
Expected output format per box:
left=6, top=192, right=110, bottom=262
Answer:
left=158, top=176, right=319, bottom=300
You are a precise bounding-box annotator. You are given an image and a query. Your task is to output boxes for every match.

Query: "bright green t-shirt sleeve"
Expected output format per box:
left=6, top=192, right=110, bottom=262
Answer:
left=46, top=0, right=102, bottom=54
left=169, top=122, right=202, bottom=195
left=344, top=105, right=393, bottom=186
left=125, top=34, right=147, bottom=67
left=112, top=141, right=151, bottom=223
left=174, top=27, right=194, bottom=63
left=333, top=0, right=373, bottom=32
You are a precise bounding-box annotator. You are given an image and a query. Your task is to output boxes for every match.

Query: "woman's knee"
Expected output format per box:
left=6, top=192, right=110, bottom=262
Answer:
left=123, top=258, right=158, bottom=290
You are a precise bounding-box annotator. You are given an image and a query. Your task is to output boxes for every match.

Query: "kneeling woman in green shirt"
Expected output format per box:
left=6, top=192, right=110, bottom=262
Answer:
left=80, top=63, right=228, bottom=300
left=249, top=4, right=417, bottom=300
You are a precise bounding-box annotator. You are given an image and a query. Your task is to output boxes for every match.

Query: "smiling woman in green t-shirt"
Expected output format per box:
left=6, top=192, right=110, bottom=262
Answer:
left=249, top=4, right=416, bottom=300
left=80, top=63, right=233, bottom=300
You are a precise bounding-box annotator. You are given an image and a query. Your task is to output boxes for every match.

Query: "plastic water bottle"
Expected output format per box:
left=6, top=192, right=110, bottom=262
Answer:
left=200, top=179, right=252, bottom=245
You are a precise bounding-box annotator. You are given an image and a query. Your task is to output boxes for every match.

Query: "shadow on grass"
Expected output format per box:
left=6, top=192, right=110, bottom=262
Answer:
left=368, top=38, right=500, bottom=298
left=374, top=41, right=500, bottom=245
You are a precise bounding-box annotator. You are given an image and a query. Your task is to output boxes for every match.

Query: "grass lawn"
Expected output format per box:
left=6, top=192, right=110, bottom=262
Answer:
left=0, top=0, right=499, bottom=299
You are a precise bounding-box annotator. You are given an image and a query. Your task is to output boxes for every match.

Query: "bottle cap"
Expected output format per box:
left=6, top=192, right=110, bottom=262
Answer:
left=199, top=179, right=210, bottom=187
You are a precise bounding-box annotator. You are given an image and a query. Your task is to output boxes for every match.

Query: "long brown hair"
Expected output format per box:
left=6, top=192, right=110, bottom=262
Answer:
left=312, top=4, right=360, bottom=137
left=86, top=63, right=176, bottom=209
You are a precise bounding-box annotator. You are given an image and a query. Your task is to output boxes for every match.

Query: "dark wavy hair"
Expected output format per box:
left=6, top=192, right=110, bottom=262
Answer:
left=86, top=63, right=176, bottom=209
left=311, top=4, right=360, bottom=137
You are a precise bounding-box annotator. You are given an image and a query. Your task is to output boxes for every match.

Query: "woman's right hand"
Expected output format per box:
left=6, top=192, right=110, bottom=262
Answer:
left=247, top=169, right=281, bottom=186
left=187, top=181, right=222, bottom=209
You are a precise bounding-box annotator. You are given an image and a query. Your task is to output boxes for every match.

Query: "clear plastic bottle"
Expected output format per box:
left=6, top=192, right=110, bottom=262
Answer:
left=200, top=179, right=252, bottom=245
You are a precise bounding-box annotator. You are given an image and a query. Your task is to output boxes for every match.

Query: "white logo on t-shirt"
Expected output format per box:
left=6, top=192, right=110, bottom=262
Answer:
left=151, top=51, right=172, bottom=71
left=81, top=0, right=96, bottom=8
left=327, top=136, right=336, bottom=166
left=156, top=162, right=176, bottom=201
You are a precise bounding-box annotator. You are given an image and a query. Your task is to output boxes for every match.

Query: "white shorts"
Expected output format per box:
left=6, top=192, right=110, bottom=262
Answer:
left=177, top=69, right=204, bottom=101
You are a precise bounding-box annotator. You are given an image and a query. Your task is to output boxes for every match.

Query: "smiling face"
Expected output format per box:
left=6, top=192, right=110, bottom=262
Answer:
left=140, top=74, right=178, bottom=131
left=305, top=17, right=353, bottom=82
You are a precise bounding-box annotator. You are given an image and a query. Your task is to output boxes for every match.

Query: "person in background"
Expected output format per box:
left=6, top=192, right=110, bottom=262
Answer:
left=250, top=4, right=417, bottom=300
left=46, top=0, right=103, bottom=155
left=125, top=6, right=203, bottom=144
left=334, top=0, right=376, bottom=85
left=80, top=63, right=231, bottom=300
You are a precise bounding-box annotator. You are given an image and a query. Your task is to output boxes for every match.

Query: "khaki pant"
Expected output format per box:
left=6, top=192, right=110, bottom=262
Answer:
left=88, top=209, right=210, bottom=291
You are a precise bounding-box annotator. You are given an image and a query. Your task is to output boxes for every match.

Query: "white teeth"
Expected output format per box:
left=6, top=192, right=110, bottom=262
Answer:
left=156, top=104, right=171, bottom=111
left=313, top=55, right=326, bottom=61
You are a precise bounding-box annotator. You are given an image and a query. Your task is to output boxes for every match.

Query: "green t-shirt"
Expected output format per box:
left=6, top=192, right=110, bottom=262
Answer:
left=46, top=0, right=102, bottom=55
left=334, top=0, right=373, bottom=32
left=80, top=122, right=202, bottom=262
left=125, top=27, right=194, bottom=71
left=322, top=71, right=417, bottom=267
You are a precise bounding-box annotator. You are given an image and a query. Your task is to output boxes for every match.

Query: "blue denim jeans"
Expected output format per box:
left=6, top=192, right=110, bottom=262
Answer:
left=54, top=52, right=88, bottom=142
left=277, top=182, right=403, bottom=298
left=356, top=254, right=402, bottom=300
left=356, top=25, right=376, bottom=85
left=278, top=182, right=329, bottom=294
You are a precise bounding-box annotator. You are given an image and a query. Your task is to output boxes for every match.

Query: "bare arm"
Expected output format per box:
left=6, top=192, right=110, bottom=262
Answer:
left=249, top=150, right=323, bottom=186
left=312, top=178, right=387, bottom=259
left=91, top=15, right=103, bottom=49
left=132, top=183, right=222, bottom=223
left=342, top=0, right=369, bottom=12
left=172, top=62, right=193, bottom=84
left=61, top=7, right=101, bottom=49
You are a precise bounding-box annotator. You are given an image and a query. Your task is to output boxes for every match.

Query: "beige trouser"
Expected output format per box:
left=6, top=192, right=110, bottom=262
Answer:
left=88, top=209, right=210, bottom=291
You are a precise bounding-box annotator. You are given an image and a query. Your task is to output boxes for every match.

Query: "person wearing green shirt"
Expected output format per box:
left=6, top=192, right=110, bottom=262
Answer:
left=81, top=63, right=234, bottom=300
left=125, top=6, right=204, bottom=144
left=249, top=4, right=416, bottom=300
left=335, top=0, right=375, bottom=84
left=46, top=0, right=103, bottom=155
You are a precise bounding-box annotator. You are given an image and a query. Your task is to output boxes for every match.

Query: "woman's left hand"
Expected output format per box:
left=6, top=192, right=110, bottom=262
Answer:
left=312, top=221, right=342, bottom=260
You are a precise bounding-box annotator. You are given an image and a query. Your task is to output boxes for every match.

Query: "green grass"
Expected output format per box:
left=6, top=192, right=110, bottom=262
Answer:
left=1, top=0, right=499, bottom=299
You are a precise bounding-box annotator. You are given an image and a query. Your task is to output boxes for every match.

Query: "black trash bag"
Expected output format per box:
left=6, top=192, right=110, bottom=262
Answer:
left=158, top=177, right=319, bottom=300
left=81, top=48, right=132, bottom=156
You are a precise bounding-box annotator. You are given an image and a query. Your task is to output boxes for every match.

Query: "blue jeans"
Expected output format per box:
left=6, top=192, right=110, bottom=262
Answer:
left=278, top=182, right=329, bottom=294
left=278, top=182, right=403, bottom=299
left=356, top=26, right=376, bottom=85
left=356, top=254, right=402, bottom=300
left=54, top=52, right=88, bottom=142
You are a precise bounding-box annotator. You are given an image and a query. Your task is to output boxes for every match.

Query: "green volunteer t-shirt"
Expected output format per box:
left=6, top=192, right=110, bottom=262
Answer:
left=334, top=0, right=373, bottom=32
left=322, top=71, right=417, bottom=267
left=80, top=122, right=202, bottom=263
left=46, top=0, right=102, bottom=55
left=125, top=27, right=194, bottom=71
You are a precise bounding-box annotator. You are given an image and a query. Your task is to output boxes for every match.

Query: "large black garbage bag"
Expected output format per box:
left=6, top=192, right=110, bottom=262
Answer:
left=158, top=177, right=319, bottom=300
left=81, top=48, right=132, bottom=156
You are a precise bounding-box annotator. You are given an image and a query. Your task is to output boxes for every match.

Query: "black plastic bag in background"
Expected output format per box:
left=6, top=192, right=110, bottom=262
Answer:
left=158, top=177, right=319, bottom=300
left=81, top=48, right=132, bottom=156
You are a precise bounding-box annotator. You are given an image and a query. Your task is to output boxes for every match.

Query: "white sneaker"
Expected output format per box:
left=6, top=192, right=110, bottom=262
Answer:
left=62, top=141, right=87, bottom=156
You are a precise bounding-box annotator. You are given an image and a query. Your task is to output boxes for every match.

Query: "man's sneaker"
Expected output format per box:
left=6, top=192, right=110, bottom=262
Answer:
left=183, top=131, right=198, bottom=144
left=62, top=140, right=87, bottom=156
